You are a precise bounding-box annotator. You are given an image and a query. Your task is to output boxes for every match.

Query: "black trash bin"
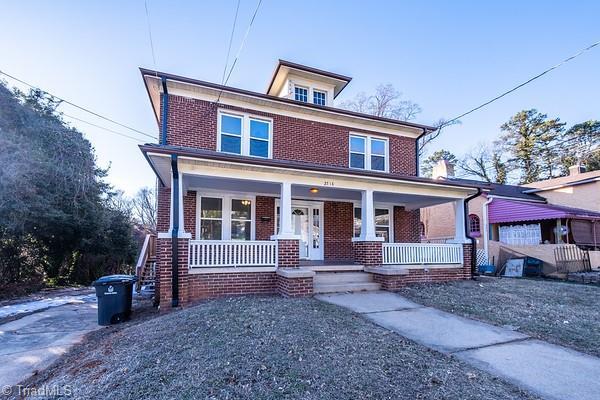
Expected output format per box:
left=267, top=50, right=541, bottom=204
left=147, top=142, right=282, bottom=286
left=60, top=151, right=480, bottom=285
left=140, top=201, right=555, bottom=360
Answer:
left=92, top=275, right=137, bottom=325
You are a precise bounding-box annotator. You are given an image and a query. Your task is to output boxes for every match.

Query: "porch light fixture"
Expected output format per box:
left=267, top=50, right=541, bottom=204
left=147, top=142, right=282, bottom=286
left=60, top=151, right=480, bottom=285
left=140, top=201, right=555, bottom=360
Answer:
left=241, top=199, right=251, bottom=206
left=309, top=187, right=319, bottom=194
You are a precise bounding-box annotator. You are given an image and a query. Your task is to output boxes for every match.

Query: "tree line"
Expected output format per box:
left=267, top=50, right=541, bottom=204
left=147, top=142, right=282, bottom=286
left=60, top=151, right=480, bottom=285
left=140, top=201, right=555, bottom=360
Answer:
left=0, top=82, right=156, bottom=297
left=422, top=110, right=599, bottom=184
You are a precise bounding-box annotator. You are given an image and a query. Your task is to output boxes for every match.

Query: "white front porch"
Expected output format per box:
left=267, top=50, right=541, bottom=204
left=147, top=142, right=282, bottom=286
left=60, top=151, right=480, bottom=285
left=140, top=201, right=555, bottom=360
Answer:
left=148, top=150, right=477, bottom=270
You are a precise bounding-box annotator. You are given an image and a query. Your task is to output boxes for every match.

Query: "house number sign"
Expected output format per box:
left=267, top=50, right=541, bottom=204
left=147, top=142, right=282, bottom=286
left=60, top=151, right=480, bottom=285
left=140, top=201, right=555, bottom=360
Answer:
left=323, top=180, right=335, bottom=187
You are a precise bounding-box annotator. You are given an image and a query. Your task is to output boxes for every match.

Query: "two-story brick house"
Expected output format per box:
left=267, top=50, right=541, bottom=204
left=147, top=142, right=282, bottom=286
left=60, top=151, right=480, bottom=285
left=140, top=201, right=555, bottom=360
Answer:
left=139, top=60, right=481, bottom=307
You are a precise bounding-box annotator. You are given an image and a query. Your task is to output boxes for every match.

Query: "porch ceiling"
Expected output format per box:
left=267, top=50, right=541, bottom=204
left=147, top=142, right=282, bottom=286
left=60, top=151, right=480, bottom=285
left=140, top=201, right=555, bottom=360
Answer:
left=146, top=150, right=479, bottom=209
left=183, top=175, right=463, bottom=209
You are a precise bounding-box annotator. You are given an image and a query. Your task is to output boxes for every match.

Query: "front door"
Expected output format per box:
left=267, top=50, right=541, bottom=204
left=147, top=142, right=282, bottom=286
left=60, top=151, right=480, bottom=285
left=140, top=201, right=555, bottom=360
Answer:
left=278, top=201, right=324, bottom=260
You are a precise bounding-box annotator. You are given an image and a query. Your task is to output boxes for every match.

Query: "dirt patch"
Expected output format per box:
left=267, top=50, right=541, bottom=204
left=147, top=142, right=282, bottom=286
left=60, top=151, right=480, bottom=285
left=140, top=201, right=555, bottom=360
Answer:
left=18, top=296, right=538, bottom=399
left=398, top=277, right=600, bottom=357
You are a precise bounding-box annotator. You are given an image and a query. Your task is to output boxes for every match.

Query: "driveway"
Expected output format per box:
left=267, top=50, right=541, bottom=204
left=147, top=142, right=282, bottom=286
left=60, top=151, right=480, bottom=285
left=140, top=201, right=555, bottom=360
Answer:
left=0, top=295, right=99, bottom=389
left=318, top=291, right=600, bottom=400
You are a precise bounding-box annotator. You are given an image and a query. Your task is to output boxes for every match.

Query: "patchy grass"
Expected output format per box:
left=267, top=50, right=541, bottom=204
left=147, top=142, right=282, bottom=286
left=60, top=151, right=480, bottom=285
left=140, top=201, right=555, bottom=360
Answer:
left=20, top=296, right=537, bottom=400
left=398, top=277, right=600, bottom=357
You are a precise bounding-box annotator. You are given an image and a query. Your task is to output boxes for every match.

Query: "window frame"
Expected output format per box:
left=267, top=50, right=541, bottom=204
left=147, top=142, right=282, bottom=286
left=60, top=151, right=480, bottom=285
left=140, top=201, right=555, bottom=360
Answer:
left=313, top=89, right=327, bottom=106
left=217, top=110, right=273, bottom=159
left=348, top=133, right=389, bottom=172
left=196, top=192, right=256, bottom=241
left=294, top=85, right=309, bottom=102
left=469, top=214, right=481, bottom=237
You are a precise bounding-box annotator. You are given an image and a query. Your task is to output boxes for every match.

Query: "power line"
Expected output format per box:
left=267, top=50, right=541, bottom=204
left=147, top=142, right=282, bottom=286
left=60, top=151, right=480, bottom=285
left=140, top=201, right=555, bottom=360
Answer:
left=0, top=69, right=156, bottom=140
left=216, top=0, right=263, bottom=103
left=62, top=113, right=146, bottom=143
left=221, top=0, right=241, bottom=85
left=438, top=40, right=600, bottom=130
left=144, top=0, right=159, bottom=77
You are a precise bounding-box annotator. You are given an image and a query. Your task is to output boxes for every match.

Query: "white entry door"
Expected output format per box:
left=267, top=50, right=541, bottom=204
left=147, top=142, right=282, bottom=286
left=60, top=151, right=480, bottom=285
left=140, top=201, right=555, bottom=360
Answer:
left=277, top=201, right=324, bottom=260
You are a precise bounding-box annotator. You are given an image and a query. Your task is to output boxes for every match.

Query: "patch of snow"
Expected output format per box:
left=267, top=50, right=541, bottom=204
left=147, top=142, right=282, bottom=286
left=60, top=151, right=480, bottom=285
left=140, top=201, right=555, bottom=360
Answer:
left=0, top=294, right=96, bottom=319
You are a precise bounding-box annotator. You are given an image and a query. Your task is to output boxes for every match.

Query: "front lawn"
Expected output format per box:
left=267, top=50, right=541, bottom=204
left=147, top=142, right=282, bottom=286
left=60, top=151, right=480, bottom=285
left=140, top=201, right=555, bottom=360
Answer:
left=20, top=296, right=537, bottom=399
left=398, top=277, right=600, bottom=357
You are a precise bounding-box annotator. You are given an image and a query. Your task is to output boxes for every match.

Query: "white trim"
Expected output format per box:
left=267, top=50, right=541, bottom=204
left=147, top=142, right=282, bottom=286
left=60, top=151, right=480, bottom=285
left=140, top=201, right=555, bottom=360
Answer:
left=195, top=192, right=256, bottom=241
left=157, top=231, right=192, bottom=239
left=274, top=199, right=325, bottom=260
left=217, top=109, right=273, bottom=159
left=150, top=77, right=425, bottom=138
left=349, top=133, right=389, bottom=173
left=150, top=152, right=478, bottom=197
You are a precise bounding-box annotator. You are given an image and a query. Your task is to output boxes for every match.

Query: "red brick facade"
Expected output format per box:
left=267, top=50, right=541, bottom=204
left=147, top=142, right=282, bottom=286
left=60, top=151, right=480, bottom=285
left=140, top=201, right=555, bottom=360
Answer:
left=276, top=239, right=300, bottom=268
left=353, top=241, right=383, bottom=267
left=157, top=237, right=190, bottom=306
left=162, top=95, right=417, bottom=175
left=324, top=201, right=354, bottom=261
left=276, top=276, right=313, bottom=297
left=255, top=196, right=276, bottom=240
left=188, top=272, right=277, bottom=300
left=393, top=206, right=420, bottom=243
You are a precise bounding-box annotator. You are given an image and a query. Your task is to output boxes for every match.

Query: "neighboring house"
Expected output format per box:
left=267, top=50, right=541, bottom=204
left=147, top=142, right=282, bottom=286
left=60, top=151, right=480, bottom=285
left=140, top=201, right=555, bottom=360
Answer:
left=421, top=160, right=600, bottom=271
left=139, top=60, right=481, bottom=307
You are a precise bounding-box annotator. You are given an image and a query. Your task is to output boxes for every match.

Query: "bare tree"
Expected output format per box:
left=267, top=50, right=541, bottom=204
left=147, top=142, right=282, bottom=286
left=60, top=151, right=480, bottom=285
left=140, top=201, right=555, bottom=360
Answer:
left=459, top=144, right=508, bottom=184
left=340, top=83, right=422, bottom=121
left=418, top=118, right=462, bottom=156
left=132, top=187, right=157, bottom=233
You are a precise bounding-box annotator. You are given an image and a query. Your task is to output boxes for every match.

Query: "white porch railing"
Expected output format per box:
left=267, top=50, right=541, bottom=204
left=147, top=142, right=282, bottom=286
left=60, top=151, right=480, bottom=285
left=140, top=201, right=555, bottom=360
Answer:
left=382, top=243, right=463, bottom=265
left=189, top=240, right=277, bottom=268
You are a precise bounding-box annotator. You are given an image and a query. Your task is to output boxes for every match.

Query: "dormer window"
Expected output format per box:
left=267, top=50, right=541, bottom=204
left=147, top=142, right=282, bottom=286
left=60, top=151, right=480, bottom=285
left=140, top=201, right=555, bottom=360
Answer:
left=313, top=90, right=326, bottom=106
left=294, top=86, right=308, bottom=102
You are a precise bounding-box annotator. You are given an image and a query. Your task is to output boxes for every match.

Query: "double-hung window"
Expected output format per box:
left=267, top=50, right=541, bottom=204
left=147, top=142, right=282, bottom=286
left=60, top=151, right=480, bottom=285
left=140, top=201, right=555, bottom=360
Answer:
left=218, top=111, right=272, bottom=158
left=349, top=134, right=388, bottom=172
left=294, top=86, right=308, bottom=102
left=198, top=195, right=254, bottom=240
left=199, top=197, right=223, bottom=240
left=313, top=90, right=326, bottom=106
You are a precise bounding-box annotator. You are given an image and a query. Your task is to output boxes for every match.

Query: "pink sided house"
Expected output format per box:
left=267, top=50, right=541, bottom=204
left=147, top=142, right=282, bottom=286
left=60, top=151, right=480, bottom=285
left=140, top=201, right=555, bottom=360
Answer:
left=138, top=60, right=482, bottom=308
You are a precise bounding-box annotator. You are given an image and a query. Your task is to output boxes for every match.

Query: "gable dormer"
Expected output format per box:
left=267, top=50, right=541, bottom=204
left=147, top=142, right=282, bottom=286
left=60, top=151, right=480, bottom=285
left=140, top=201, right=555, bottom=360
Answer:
left=266, top=60, right=351, bottom=107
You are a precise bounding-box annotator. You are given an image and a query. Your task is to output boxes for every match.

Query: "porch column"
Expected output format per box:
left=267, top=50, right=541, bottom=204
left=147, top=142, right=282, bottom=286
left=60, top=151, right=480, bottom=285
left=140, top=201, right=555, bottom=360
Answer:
left=272, top=182, right=300, bottom=268
left=279, top=181, right=294, bottom=237
left=360, top=189, right=378, bottom=241
left=449, top=199, right=469, bottom=243
left=353, top=189, right=383, bottom=267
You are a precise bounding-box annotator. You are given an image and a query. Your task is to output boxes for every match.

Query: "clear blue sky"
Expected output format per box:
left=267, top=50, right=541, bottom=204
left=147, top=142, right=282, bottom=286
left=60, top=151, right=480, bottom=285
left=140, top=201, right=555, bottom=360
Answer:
left=1, top=1, right=599, bottom=194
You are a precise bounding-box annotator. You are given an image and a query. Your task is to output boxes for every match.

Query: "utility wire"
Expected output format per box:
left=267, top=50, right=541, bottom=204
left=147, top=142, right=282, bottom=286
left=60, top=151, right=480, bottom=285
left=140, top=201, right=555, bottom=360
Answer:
left=216, top=0, right=263, bottom=103
left=436, top=40, right=600, bottom=131
left=0, top=69, right=156, bottom=140
left=144, top=0, right=159, bottom=78
left=221, top=0, right=241, bottom=85
left=62, top=113, right=146, bottom=143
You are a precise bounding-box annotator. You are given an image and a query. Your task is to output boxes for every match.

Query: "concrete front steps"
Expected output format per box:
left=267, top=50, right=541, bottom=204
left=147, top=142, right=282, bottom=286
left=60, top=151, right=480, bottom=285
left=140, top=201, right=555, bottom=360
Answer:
left=313, top=270, right=381, bottom=294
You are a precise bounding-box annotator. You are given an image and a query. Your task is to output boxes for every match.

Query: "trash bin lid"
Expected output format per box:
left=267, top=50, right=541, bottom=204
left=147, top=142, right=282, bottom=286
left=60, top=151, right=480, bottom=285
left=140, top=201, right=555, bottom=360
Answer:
left=93, top=274, right=137, bottom=286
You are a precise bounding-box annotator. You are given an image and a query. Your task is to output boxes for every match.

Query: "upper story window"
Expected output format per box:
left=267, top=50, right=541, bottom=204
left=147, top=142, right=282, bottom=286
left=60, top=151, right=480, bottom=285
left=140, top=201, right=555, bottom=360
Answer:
left=218, top=111, right=272, bottom=158
left=349, top=134, right=388, bottom=172
left=313, top=90, right=326, bottom=106
left=294, top=86, right=308, bottom=102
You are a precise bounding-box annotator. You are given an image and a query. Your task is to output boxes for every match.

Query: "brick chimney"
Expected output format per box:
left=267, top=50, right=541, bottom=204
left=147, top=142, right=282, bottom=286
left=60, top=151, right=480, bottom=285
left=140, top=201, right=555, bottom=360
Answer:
left=432, top=159, right=455, bottom=179
left=568, top=164, right=586, bottom=176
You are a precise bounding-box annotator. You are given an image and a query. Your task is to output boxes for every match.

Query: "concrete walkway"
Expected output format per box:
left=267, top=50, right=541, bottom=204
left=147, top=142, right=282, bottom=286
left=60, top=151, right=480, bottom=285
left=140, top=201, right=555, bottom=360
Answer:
left=317, top=291, right=600, bottom=400
left=0, top=296, right=99, bottom=389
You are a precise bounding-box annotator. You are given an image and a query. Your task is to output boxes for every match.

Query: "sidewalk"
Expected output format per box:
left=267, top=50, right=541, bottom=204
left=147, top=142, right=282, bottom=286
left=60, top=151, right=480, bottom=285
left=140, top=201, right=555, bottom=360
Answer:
left=0, top=296, right=99, bottom=389
left=317, top=291, right=600, bottom=400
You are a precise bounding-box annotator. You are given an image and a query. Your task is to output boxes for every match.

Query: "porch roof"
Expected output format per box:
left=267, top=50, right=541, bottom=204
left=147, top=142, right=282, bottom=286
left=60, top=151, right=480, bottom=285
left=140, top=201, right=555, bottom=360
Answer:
left=489, top=198, right=600, bottom=224
left=140, top=144, right=486, bottom=191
